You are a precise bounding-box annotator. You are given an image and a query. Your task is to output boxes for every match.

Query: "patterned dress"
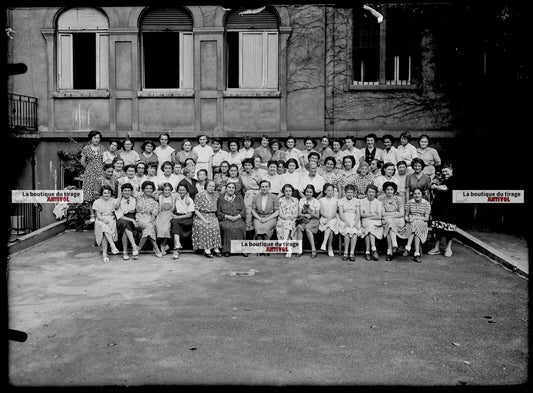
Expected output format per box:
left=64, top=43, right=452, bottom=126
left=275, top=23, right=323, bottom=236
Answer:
left=276, top=197, right=299, bottom=240
left=92, top=197, right=118, bottom=245
left=135, top=194, right=159, bottom=240
left=354, top=174, right=374, bottom=199
left=320, top=169, right=339, bottom=198
left=214, top=173, right=229, bottom=193
left=155, top=194, right=175, bottom=238
left=405, top=198, right=431, bottom=243
left=192, top=191, right=222, bottom=250
left=337, top=169, right=358, bottom=198
left=81, top=144, right=105, bottom=202
left=379, top=194, right=407, bottom=238
left=360, top=198, right=383, bottom=238
left=337, top=197, right=362, bottom=237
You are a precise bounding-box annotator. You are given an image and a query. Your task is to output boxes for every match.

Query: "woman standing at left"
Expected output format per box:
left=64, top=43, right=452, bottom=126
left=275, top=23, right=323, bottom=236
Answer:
left=192, top=180, right=223, bottom=258
left=81, top=130, right=106, bottom=222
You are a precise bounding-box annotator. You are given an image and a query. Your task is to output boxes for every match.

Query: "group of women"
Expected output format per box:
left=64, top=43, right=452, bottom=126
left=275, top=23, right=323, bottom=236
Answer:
left=80, top=130, right=456, bottom=263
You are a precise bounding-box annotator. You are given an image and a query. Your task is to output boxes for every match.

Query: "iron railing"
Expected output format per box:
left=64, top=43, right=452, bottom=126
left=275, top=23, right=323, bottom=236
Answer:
left=9, top=203, right=41, bottom=235
left=8, top=93, right=38, bottom=131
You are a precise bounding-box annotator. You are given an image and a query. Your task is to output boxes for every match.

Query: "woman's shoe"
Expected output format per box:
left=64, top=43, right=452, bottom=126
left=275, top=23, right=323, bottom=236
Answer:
left=204, top=251, right=213, bottom=259
left=327, top=248, right=334, bottom=257
left=110, top=246, right=120, bottom=255
left=123, top=254, right=130, bottom=261
left=214, top=249, right=222, bottom=257
left=172, top=250, right=180, bottom=259
left=132, top=248, right=139, bottom=257
left=427, top=249, right=441, bottom=255
left=392, top=246, right=399, bottom=254
left=155, top=250, right=163, bottom=258
left=102, top=254, right=110, bottom=263
left=161, top=247, right=168, bottom=256
left=349, top=254, right=356, bottom=262
left=413, top=255, right=422, bottom=263
left=402, top=249, right=410, bottom=257
left=372, top=251, right=379, bottom=261
left=364, top=253, right=371, bottom=261
left=342, top=253, right=349, bottom=261
left=444, top=249, right=453, bottom=257
left=311, top=251, right=318, bottom=258
left=386, top=253, right=392, bottom=261
left=223, top=252, right=230, bottom=257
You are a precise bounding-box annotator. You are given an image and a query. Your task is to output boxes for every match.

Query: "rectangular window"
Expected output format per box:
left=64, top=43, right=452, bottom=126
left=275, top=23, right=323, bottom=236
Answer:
left=353, top=5, right=417, bottom=86
left=58, top=32, right=108, bottom=90
left=143, top=32, right=193, bottom=89
left=228, top=31, right=278, bottom=89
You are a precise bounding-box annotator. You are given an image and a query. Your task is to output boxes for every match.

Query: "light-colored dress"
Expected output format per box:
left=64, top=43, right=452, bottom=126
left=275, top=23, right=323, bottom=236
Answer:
left=276, top=197, right=299, bottom=240
left=155, top=194, right=175, bottom=238
left=135, top=194, right=159, bottom=240
left=119, top=149, right=140, bottom=167
left=373, top=175, right=400, bottom=196
left=227, top=151, right=244, bottom=167
left=241, top=171, right=261, bottom=231
left=405, top=198, right=431, bottom=243
left=337, top=169, right=358, bottom=198
left=192, top=144, right=214, bottom=175
left=417, top=147, right=441, bottom=179
left=360, top=198, right=383, bottom=238
left=285, top=148, right=301, bottom=161
left=102, top=150, right=117, bottom=165
left=92, top=197, right=118, bottom=245
left=379, top=194, right=407, bottom=238
left=337, top=197, right=362, bottom=237
left=319, top=196, right=340, bottom=234
left=154, top=145, right=175, bottom=165
left=192, top=191, right=222, bottom=250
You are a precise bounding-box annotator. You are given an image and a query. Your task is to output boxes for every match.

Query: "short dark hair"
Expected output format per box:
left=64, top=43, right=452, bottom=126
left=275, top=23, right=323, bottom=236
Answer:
left=184, top=157, right=197, bottom=166
left=381, top=162, right=396, bottom=176
left=196, top=134, right=210, bottom=144
left=259, top=179, right=271, bottom=187
left=197, top=169, right=208, bottom=177
left=324, top=156, right=336, bottom=166
left=228, top=139, right=240, bottom=149
left=112, top=156, right=124, bottom=165
left=141, top=180, right=156, bottom=191
left=160, top=161, right=173, bottom=171
left=344, top=135, right=356, bottom=143
left=122, top=137, right=134, bottom=147
left=342, top=155, right=356, bottom=168
left=228, top=164, right=240, bottom=175
left=241, top=157, right=254, bottom=167
left=320, top=135, right=330, bottom=144
left=270, top=138, right=283, bottom=148
left=120, top=182, right=133, bottom=191
left=159, top=132, right=170, bottom=142
left=103, top=163, right=114, bottom=171
left=304, top=138, right=317, bottom=147
left=382, top=134, right=394, bottom=143
left=123, top=164, right=135, bottom=172
left=410, top=157, right=426, bottom=169
left=285, top=136, right=296, bottom=145
left=322, top=183, right=335, bottom=194
left=365, top=184, right=379, bottom=194
left=285, top=158, right=299, bottom=169
left=140, top=140, right=154, bottom=151
left=109, top=139, right=121, bottom=149
left=100, top=185, right=113, bottom=195
left=135, top=161, right=147, bottom=170
left=344, top=184, right=356, bottom=192
left=267, top=160, right=278, bottom=168
left=382, top=181, right=398, bottom=193
left=418, top=134, right=431, bottom=144
left=181, top=139, right=193, bottom=149
left=441, top=162, right=453, bottom=171
left=282, top=183, right=295, bottom=194
left=400, top=131, right=412, bottom=141
left=212, top=138, right=223, bottom=145
left=160, top=182, right=174, bottom=192
left=396, top=160, right=408, bottom=168
left=365, top=133, right=378, bottom=142
left=308, top=151, right=320, bottom=161
left=88, top=130, right=102, bottom=140
left=277, top=160, right=286, bottom=168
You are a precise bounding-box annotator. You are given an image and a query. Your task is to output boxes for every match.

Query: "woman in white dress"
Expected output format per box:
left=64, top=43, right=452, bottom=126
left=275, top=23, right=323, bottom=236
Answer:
left=373, top=162, right=400, bottom=197
left=379, top=181, right=407, bottom=261
left=360, top=184, right=383, bottom=261
left=193, top=134, right=214, bottom=179
left=227, top=139, right=244, bottom=168
left=284, top=136, right=301, bottom=162
left=319, top=183, right=340, bottom=257
left=119, top=138, right=140, bottom=167
left=154, top=133, right=175, bottom=166
left=337, top=184, right=362, bottom=262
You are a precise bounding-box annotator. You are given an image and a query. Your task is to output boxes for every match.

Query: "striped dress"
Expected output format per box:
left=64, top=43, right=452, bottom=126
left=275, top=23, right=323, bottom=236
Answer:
left=404, top=198, right=431, bottom=243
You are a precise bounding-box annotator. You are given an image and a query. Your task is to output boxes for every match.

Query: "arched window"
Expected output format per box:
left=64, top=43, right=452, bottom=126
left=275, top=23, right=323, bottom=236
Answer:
left=225, top=7, right=279, bottom=89
left=57, top=8, right=109, bottom=90
left=140, top=7, right=193, bottom=89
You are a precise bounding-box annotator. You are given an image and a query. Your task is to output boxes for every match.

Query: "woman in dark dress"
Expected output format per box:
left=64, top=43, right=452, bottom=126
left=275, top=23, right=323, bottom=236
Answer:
left=428, top=163, right=457, bottom=257
left=177, top=166, right=199, bottom=201
left=217, top=182, right=247, bottom=257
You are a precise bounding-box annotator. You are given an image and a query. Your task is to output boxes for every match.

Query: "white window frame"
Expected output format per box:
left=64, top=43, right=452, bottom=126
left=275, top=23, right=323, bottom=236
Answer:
left=57, top=31, right=109, bottom=90
left=228, top=30, right=279, bottom=90
left=141, top=31, right=194, bottom=90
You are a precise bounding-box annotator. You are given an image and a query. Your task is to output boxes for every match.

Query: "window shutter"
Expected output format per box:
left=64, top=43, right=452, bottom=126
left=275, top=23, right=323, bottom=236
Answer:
left=226, top=8, right=279, bottom=29
left=141, top=8, right=193, bottom=31
left=97, top=34, right=109, bottom=89
left=241, top=33, right=263, bottom=88
left=58, top=34, right=73, bottom=89
left=265, top=33, right=278, bottom=88
left=181, top=33, right=194, bottom=88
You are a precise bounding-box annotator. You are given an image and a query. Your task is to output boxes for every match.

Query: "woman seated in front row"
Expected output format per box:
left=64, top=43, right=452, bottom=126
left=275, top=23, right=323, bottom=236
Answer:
left=114, top=182, right=139, bottom=260
left=135, top=180, right=163, bottom=258
left=170, top=183, right=195, bottom=260
left=217, top=182, right=247, bottom=257
left=251, top=180, right=280, bottom=253
left=294, top=184, right=321, bottom=258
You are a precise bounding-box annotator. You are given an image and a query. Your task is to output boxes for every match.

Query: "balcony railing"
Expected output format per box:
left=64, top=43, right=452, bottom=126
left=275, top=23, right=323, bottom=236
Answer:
left=8, top=93, right=38, bottom=131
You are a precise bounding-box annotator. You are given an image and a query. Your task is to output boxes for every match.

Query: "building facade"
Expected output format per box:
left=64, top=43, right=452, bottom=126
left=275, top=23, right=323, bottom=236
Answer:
left=7, top=3, right=460, bottom=229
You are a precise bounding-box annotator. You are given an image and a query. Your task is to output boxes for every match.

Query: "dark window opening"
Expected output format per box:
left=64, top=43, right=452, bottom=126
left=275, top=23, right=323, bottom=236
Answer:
left=143, top=32, right=180, bottom=88
left=72, top=33, right=96, bottom=89
left=353, top=10, right=380, bottom=82
left=227, top=32, right=239, bottom=88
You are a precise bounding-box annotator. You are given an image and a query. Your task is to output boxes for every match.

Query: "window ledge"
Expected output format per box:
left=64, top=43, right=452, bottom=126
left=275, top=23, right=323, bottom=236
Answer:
left=347, top=84, right=420, bottom=92
left=137, top=89, right=195, bottom=98
left=53, top=90, right=110, bottom=98
left=223, top=89, right=281, bottom=98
